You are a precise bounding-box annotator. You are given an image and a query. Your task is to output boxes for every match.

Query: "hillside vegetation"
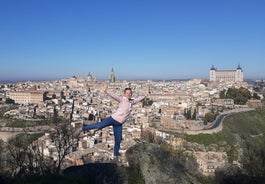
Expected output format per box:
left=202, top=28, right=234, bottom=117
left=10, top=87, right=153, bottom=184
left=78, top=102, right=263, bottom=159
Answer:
left=185, top=109, right=265, bottom=146
left=185, top=109, right=265, bottom=182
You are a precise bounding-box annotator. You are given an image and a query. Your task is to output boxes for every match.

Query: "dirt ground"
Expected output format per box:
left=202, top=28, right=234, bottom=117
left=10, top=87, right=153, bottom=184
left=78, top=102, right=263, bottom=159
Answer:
left=0, top=131, right=19, bottom=142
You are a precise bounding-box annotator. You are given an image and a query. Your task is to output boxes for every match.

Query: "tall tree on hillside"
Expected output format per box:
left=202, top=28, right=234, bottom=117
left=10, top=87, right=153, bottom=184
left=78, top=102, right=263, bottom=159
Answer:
left=192, top=108, right=197, bottom=120
left=49, top=122, right=80, bottom=174
left=5, top=132, right=44, bottom=177
left=241, top=136, right=265, bottom=178
left=184, top=108, right=192, bottom=120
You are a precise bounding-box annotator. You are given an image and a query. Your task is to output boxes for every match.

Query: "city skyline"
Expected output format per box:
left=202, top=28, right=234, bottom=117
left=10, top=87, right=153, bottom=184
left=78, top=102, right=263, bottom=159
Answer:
left=0, top=0, right=264, bottom=81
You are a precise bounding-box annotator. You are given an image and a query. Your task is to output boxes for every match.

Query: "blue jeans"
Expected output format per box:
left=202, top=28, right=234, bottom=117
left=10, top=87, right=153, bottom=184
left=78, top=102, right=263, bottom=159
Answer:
left=82, top=116, right=122, bottom=156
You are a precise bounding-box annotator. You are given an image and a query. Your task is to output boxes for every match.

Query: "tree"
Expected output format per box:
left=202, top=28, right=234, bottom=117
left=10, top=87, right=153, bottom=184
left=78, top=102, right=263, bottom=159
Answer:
left=253, top=93, right=261, bottom=100
left=143, top=98, right=153, bottom=107
left=6, top=122, right=81, bottom=177
left=5, top=98, right=15, bottom=104
left=53, top=105, right=60, bottom=124
left=192, top=108, right=196, bottom=120
left=6, top=134, right=28, bottom=174
left=0, top=139, right=5, bottom=169
left=241, top=136, right=265, bottom=178
left=203, top=112, right=217, bottom=123
left=184, top=108, right=192, bottom=120
left=219, top=87, right=251, bottom=105
left=219, top=90, right=226, bottom=99
left=49, top=122, right=80, bottom=174
left=6, top=132, right=40, bottom=178
left=5, top=131, right=54, bottom=178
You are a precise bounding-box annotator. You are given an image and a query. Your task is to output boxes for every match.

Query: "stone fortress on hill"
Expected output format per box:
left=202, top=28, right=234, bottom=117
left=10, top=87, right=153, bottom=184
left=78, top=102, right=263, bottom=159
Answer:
left=210, top=64, right=243, bottom=82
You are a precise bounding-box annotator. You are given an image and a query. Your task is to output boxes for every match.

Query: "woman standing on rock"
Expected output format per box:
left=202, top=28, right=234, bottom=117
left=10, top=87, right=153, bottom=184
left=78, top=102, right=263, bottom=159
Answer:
left=82, top=84, right=147, bottom=160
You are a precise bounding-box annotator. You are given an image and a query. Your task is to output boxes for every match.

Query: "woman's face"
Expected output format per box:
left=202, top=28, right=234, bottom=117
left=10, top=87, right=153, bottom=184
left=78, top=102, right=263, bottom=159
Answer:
left=124, top=89, right=132, bottom=99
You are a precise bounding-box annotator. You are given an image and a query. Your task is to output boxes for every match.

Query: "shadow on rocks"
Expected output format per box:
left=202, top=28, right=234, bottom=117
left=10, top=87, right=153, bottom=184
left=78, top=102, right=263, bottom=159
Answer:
left=63, top=163, right=128, bottom=184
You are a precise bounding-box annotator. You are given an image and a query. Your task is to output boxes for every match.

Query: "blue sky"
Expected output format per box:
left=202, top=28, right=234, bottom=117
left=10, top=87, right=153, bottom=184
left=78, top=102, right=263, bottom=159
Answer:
left=0, top=0, right=264, bottom=81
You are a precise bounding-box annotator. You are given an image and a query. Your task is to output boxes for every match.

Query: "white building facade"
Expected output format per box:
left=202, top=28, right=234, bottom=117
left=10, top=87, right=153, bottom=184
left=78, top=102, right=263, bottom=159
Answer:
left=210, top=65, right=243, bottom=82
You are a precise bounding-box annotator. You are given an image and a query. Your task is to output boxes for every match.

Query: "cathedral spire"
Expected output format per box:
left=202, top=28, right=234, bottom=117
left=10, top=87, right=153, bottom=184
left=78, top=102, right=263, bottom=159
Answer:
left=109, top=67, right=116, bottom=83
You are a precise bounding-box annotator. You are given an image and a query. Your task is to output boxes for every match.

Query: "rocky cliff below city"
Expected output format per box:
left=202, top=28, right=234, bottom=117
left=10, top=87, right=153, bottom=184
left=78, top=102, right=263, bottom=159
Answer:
left=64, top=141, right=200, bottom=184
left=126, top=142, right=200, bottom=184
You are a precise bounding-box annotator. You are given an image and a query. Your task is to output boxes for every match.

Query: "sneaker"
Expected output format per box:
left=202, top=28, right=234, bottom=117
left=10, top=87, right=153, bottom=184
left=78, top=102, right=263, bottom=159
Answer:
left=113, top=156, right=122, bottom=165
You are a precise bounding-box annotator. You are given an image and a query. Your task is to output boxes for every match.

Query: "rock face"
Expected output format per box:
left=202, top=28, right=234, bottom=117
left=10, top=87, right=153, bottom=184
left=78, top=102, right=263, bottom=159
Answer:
left=126, top=142, right=200, bottom=184
left=63, top=142, right=200, bottom=184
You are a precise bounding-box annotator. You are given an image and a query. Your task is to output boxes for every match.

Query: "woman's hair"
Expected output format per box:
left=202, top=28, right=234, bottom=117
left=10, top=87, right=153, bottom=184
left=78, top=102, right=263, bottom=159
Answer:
left=124, top=87, right=132, bottom=94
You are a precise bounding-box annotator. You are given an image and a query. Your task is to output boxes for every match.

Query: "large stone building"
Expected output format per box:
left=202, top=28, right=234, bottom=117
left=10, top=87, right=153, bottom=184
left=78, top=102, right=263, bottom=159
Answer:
left=7, top=90, right=44, bottom=105
left=210, top=65, right=243, bottom=82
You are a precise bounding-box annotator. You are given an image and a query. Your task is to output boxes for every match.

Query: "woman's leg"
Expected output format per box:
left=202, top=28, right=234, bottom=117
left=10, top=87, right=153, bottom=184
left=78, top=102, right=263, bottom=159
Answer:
left=82, top=116, right=113, bottom=131
left=113, top=121, right=123, bottom=156
left=82, top=116, right=123, bottom=156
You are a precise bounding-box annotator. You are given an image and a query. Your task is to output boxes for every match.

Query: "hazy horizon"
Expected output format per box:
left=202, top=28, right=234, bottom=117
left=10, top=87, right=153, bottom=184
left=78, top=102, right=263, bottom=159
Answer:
left=0, top=74, right=262, bottom=84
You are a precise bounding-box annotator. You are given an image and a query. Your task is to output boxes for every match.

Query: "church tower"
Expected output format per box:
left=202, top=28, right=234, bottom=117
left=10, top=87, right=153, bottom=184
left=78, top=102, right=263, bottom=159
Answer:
left=209, top=65, right=217, bottom=82
left=235, top=64, right=243, bottom=82
left=109, top=68, right=116, bottom=83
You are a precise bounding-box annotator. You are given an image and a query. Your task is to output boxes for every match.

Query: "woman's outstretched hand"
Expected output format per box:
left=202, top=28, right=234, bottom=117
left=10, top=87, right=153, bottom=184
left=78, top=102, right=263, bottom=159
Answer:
left=143, top=90, right=148, bottom=97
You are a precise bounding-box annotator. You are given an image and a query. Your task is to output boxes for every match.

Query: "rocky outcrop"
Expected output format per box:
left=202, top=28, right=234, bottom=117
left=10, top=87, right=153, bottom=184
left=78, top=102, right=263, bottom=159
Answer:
left=63, top=142, right=200, bottom=184
left=126, top=142, right=200, bottom=184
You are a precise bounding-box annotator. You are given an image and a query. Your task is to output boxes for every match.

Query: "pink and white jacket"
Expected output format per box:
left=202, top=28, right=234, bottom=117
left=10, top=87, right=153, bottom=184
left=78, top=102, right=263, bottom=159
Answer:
left=106, top=90, right=146, bottom=124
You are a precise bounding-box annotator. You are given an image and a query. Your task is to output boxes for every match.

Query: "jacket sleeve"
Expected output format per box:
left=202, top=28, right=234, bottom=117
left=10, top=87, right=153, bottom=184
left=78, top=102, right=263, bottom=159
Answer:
left=133, top=96, right=146, bottom=104
left=106, top=90, right=122, bottom=102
